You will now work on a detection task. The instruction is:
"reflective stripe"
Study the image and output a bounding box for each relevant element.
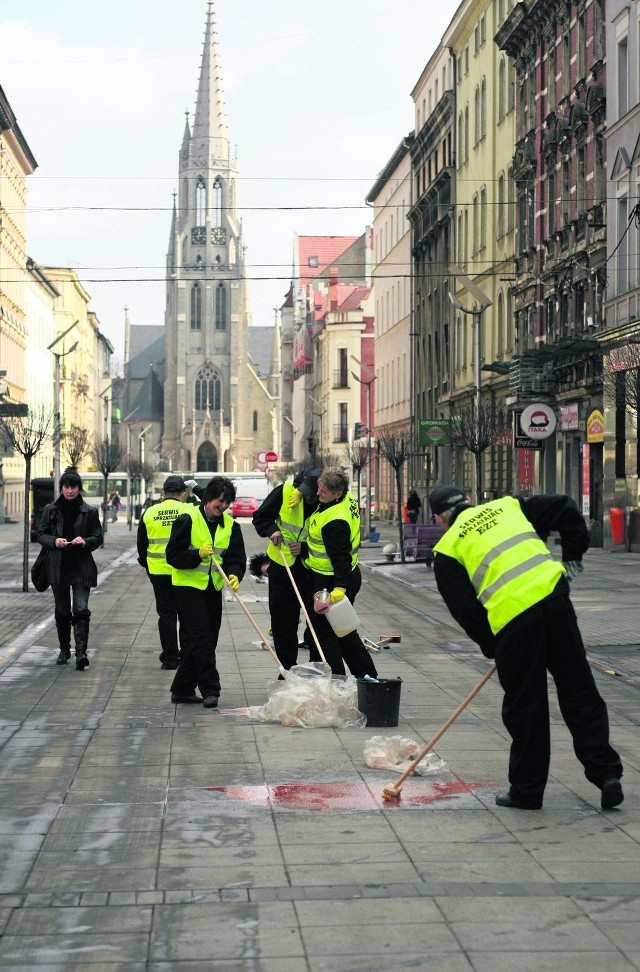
[469,530,540,590]
[478,552,554,605]
[278,516,309,538]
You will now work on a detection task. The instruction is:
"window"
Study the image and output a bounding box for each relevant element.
[480,186,487,250]
[472,194,479,254]
[562,34,570,97]
[308,255,319,267]
[474,86,481,144]
[617,194,629,293]
[196,179,206,226]
[464,104,469,162]
[498,60,506,121]
[576,144,586,216]
[547,48,556,112]
[618,37,628,117]
[190,283,202,330]
[497,172,505,238]
[507,166,515,232]
[195,364,221,411]
[215,283,226,330]
[497,291,504,353]
[252,410,258,432]
[213,177,222,227]
[480,78,486,139]
[548,167,556,235]
[562,159,570,223]
[577,10,586,80]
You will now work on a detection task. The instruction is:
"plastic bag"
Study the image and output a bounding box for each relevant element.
[248,661,367,728]
[363,734,447,775]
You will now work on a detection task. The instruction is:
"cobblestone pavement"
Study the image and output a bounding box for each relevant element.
[0,514,638,970]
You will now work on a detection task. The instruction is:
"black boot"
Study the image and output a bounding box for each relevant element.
[55,619,72,665]
[73,614,90,671]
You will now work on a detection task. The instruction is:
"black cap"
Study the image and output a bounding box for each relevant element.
[59,469,83,491]
[294,466,322,499]
[428,485,468,515]
[163,475,186,493]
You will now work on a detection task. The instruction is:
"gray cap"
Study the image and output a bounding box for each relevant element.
[428,485,468,515]
[163,475,186,493]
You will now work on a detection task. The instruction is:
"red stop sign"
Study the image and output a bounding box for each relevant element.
[265,451,278,462]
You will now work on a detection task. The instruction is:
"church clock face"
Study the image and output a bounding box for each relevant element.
[191,226,206,245]
[211,227,226,245]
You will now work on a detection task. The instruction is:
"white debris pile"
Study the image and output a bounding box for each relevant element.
[248,662,366,728]
[363,735,447,775]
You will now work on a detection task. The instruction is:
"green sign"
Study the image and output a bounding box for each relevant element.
[418,420,451,446]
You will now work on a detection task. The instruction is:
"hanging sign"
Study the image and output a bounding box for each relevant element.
[520,403,557,440]
[559,403,580,431]
[586,409,604,444]
[418,420,451,446]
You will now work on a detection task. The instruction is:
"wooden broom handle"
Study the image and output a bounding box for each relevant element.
[278,546,327,664]
[216,561,283,670]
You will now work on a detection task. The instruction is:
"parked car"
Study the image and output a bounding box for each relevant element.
[230,495,262,518]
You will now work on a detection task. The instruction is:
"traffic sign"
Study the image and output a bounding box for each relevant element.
[265,451,278,462]
[256,451,267,463]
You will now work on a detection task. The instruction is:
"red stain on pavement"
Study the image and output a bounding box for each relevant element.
[207,774,497,811]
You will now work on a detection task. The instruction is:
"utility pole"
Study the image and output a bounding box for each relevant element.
[47,321,79,485]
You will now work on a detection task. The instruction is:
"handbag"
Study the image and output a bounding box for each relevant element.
[31,547,50,592]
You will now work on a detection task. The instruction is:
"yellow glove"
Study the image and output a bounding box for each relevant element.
[198,541,213,558]
[228,574,240,591]
[287,487,303,509]
[329,587,346,604]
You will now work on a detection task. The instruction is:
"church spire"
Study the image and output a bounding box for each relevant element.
[192,1,228,160]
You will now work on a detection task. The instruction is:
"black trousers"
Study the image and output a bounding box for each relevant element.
[149,573,183,666]
[268,558,309,669]
[495,592,623,804]
[170,582,222,699]
[303,566,378,679]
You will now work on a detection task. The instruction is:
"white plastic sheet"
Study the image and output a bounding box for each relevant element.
[248,662,367,728]
[363,734,447,775]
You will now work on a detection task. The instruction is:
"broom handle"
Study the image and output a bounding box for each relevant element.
[216,561,283,670]
[278,546,327,664]
[388,663,497,791]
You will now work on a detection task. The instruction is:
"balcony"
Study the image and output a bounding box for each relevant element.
[509,358,554,395]
[332,370,349,389]
[333,425,349,443]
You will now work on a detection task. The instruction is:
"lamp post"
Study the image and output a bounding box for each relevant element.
[47,321,79,485]
[350,356,376,540]
[310,397,327,463]
[139,424,152,496]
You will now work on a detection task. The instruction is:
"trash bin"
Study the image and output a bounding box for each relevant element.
[609,507,625,545]
[629,509,640,550]
[357,678,402,728]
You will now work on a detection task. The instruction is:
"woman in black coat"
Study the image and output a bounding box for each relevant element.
[36,469,103,669]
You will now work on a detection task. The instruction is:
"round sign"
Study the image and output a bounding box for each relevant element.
[256,451,267,463]
[265,451,278,462]
[520,403,557,440]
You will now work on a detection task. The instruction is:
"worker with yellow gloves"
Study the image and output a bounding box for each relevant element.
[252,467,322,670]
[166,476,246,708]
[302,467,378,679]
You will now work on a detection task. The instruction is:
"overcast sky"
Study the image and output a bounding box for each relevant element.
[0,0,459,366]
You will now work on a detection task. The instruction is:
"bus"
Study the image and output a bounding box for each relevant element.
[29,473,130,541]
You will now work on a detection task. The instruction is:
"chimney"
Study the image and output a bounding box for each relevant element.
[329,267,339,311]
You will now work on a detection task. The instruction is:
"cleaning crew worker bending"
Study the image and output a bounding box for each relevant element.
[430,485,623,811]
[166,476,246,708]
[252,467,321,669]
[302,467,377,679]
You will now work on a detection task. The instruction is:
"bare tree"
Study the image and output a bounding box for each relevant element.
[376,430,412,563]
[90,436,126,535]
[601,346,640,415]
[449,395,507,503]
[0,404,53,591]
[63,424,91,470]
[344,442,368,513]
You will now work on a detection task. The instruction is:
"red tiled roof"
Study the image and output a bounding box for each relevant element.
[338,286,371,312]
[297,235,358,288]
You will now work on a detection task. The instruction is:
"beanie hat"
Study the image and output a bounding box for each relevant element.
[428,485,468,516]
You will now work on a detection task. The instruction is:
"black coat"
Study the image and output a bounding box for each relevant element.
[36,498,103,587]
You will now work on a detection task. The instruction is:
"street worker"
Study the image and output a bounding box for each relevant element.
[137,475,200,670]
[36,468,103,670]
[429,484,624,811]
[166,476,245,708]
[302,467,378,679]
[252,467,321,670]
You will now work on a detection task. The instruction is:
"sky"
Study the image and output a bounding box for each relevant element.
[0,0,460,368]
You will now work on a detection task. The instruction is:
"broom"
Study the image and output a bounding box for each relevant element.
[215,561,286,675]
[278,546,327,664]
[381,663,497,801]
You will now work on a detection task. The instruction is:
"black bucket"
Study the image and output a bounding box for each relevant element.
[357,677,402,728]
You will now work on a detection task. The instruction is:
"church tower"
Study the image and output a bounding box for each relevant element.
[162,1,252,472]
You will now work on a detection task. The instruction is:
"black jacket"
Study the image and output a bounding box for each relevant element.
[252,483,318,543]
[36,498,103,587]
[433,494,589,657]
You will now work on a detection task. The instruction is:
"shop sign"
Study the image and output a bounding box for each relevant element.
[418,420,451,446]
[559,403,579,431]
[581,443,590,517]
[520,402,557,440]
[586,409,604,443]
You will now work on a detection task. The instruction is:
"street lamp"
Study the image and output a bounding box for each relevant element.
[310,397,327,463]
[47,321,79,485]
[350,356,376,540]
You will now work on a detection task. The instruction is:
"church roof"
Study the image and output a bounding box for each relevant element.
[128,369,164,423]
[248,326,274,377]
[192,1,228,158]
[127,325,165,380]
[297,235,359,288]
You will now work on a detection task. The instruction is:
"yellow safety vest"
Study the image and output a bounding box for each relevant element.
[142,498,185,576]
[266,480,309,567]
[304,492,360,575]
[433,496,565,634]
[171,506,234,591]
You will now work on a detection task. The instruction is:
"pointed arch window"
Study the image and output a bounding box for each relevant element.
[195,363,221,412]
[215,282,227,331]
[190,283,202,330]
[196,178,206,226]
[213,178,223,227]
